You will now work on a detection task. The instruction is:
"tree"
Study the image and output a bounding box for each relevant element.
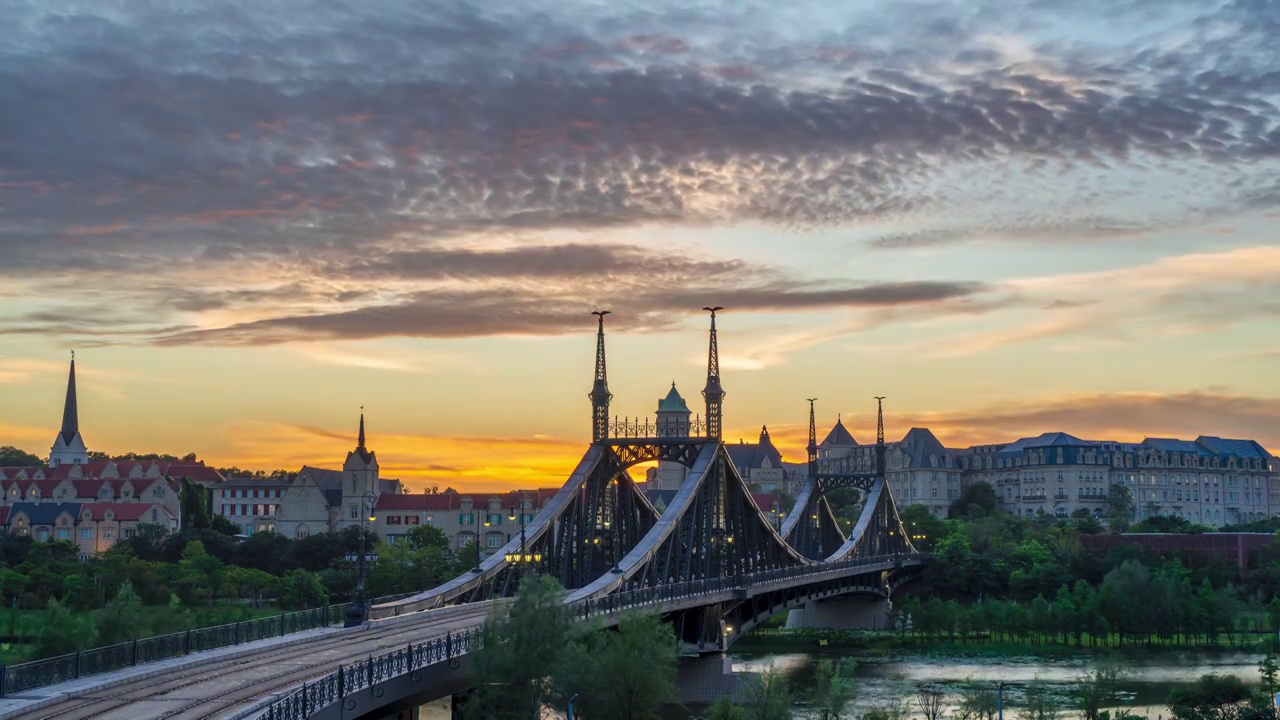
[955,682,998,720]
[465,574,572,720]
[742,665,792,720]
[1077,661,1123,720]
[211,514,241,536]
[405,524,451,551]
[1104,485,1135,533]
[179,478,211,530]
[559,612,678,720]
[278,569,327,609]
[35,598,99,658]
[0,446,43,466]
[1018,682,1059,720]
[1258,652,1278,714]
[949,482,998,519]
[813,659,854,720]
[97,581,147,644]
[1167,674,1262,720]
[917,689,948,720]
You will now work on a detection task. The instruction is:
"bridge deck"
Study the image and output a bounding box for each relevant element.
[0,605,493,720]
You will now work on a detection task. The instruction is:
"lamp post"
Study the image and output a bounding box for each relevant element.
[344,490,378,627]
[504,494,543,568]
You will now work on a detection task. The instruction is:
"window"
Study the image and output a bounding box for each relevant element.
[460,513,474,525]
[486,513,503,526]
[151,509,158,521]
[103,528,115,539]
[350,504,359,520]
[387,516,402,525]
[486,533,504,548]
[80,528,93,539]
[407,516,420,525]
[123,528,137,539]
[57,528,71,540]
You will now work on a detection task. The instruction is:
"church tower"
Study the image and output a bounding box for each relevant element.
[49,353,89,468]
[341,411,380,527]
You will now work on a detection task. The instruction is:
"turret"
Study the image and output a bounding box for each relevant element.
[589,311,613,443]
[49,352,89,468]
[700,307,725,440]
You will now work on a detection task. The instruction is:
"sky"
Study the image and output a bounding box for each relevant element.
[2,0,1279,490]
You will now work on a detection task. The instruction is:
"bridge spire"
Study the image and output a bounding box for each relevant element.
[806,398,818,478]
[589,311,613,443]
[701,307,725,440]
[875,396,886,476]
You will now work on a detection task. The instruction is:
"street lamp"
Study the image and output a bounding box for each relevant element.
[503,496,542,566]
[344,490,378,627]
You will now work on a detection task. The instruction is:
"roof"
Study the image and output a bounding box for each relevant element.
[656,383,691,413]
[301,466,345,491]
[162,463,225,483]
[8,502,81,525]
[820,417,858,447]
[60,357,79,445]
[999,431,1096,455]
[375,493,460,512]
[751,493,782,511]
[726,431,784,473]
[895,428,950,467]
[1195,436,1273,460]
[218,478,293,489]
[78,503,172,522]
[1143,438,1214,455]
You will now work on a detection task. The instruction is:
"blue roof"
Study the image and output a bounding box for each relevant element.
[1144,438,1214,455]
[819,418,858,447]
[10,502,80,525]
[999,432,1095,455]
[1195,436,1272,460]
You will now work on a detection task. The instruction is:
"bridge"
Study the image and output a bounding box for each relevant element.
[0,309,921,720]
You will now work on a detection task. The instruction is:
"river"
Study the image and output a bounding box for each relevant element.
[415,648,1266,719]
[730,648,1267,719]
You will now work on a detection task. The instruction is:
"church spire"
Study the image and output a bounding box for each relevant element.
[60,351,79,445]
[358,408,366,450]
[589,311,613,443]
[701,307,725,440]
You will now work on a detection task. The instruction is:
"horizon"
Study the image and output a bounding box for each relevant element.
[3,0,1279,491]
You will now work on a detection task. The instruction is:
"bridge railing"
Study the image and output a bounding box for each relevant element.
[255,551,923,720]
[0,602,353,698]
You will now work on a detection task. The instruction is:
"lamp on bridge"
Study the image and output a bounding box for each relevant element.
[503,496,540,566]
[344,489,379,628]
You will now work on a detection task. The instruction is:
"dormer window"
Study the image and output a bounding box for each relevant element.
[105,511,114,520]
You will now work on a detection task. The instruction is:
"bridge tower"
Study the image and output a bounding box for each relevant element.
[806,398,818,479]
[589,310,613,443]
[875,396,887,476]
[701,307,725,440]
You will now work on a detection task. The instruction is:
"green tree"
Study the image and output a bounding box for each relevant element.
[559,612,678,720]
[179,478,212,530]
[1077,661,1123,720]
[211,514,241,536]
[814,659,855,720]
[465,574,572,720]
[35,598,99,658]
[278,569,327,609]
[1104,485,1135,533]
[1258,652,1278,712]
[97,580,147,644]
[0,446,43,465]
[743,665,792,720]
[949,482,998,519]
[1167,674,1260,720]
[405,524,451,551]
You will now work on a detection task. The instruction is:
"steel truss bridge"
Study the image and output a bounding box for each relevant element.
[1,310,921,720]
[245,309,923,719]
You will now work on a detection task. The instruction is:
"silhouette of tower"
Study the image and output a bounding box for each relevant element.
[701,307,725,440]
[589,311,613,443]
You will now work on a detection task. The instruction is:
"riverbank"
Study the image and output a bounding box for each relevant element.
[735,628,1278,659]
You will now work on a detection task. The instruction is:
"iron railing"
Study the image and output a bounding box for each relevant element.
[0,603,348,698]
[260,628,481,720]
[255,551,922,719]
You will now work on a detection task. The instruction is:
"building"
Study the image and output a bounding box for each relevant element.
[726,427,799,495]
[48,355,89,468]
[214,477,291,536]
[2,501,178,557]
[271,414,404,540]
[368,487,559,555]
[957,432,1277,526]
[646,383,694,491]
[885,427,961,517]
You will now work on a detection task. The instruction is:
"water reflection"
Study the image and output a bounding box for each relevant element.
[731,650,1264,720]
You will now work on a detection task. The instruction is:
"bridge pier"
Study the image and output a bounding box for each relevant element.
[785,596,892,630]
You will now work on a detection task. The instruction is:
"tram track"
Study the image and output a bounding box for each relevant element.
[5,607,490,720]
